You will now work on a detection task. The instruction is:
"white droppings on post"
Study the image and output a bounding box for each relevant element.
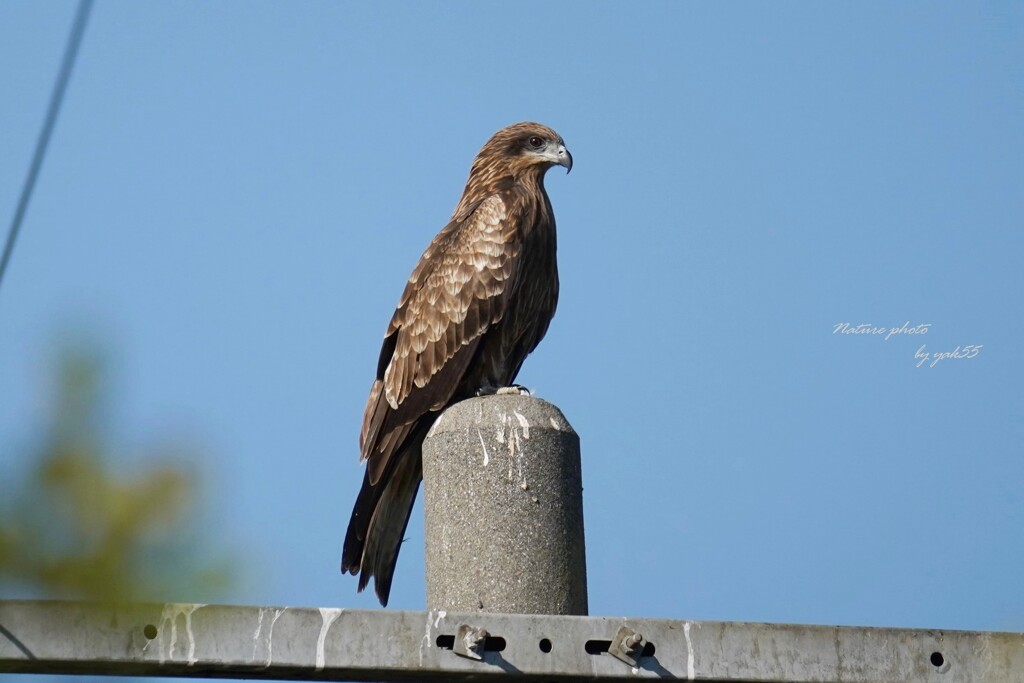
[514,413,527,483]
[513,410,530,438]
[265,608,286,666]
[251,607,286,666]
[158,603,206,666]
[684,621,695,680]
[433,610,446,627]
[185,604,202,665]
[251,607,266,662]
[419,610,433,665]
[497,411,530,483]
[477,427,489,466]
[315,608,344,671]
[503,413,514,480]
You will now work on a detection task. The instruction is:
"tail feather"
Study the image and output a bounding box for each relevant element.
[361,452,422,604]
[341,469,380,576]
[342,436,425,606]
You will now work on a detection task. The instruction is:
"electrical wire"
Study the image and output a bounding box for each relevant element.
[0,0,94,293]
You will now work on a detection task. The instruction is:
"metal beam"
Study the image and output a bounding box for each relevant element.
[1,600,1021,681]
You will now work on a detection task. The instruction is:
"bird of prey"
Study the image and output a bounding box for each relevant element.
[341,122,572,606]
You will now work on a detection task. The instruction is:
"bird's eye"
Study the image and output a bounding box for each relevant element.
[528,136,544,149]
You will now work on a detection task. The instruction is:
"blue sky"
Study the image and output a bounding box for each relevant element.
[1,0,1022,635]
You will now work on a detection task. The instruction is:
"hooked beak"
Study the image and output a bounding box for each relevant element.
[556,144,573,174]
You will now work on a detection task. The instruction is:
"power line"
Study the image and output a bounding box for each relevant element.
[0,0,94,293]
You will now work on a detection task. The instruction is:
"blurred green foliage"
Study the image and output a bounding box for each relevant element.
[0,346,230,602]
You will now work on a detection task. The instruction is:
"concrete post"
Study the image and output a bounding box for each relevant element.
[422,394,588,615]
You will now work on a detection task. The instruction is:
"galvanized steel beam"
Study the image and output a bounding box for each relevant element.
[1,600,1021,681]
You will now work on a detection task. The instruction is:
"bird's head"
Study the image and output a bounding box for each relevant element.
[475,122,572,180]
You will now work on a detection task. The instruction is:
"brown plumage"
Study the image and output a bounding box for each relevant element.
[341,122,572,605]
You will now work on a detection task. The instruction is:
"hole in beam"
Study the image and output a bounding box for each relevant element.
[584,639,656,658]
[143,624,158,640]
[539,638,552,653]
[931,651,945,667]
[435,634,507,652]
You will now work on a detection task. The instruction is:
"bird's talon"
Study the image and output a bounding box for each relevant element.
[496,385,531,396]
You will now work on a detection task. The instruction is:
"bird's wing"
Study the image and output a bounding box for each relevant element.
[360,194,518,484]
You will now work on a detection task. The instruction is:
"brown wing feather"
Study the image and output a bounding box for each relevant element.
[343,195,522,601]
[363,194,517,481]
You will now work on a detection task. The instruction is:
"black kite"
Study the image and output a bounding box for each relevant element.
[342,122,572,606]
